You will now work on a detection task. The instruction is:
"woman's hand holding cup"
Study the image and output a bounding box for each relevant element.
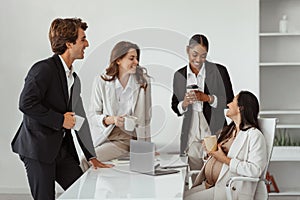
[182,91,197,109]
[113,115,125,127]
[202,135,217,160]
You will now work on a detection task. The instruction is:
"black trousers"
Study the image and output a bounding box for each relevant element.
[20,142,83,200]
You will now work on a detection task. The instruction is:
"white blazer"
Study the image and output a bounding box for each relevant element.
[193,128,268,200]
[88,74,152,147]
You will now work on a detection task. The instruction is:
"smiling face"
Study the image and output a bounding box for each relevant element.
[68,28,89,60]
[226,95,240,120]
[117,48,139,75]
[187,44,207,70]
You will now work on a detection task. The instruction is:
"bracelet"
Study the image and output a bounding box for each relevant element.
[102,115,109,127]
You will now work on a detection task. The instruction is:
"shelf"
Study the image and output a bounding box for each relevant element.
[260,32,300,36]
[269,187,300,196]
[271,146,300,161]
[259,62,300,67]
[277,124,300,129]
[260,0,300,196]
[260,111,300,128]
[260,110,300,115]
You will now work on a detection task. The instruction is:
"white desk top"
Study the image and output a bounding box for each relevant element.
[58,154,187,200]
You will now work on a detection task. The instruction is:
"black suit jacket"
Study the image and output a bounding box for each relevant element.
[171,61,234,154]
[11,54,96,164]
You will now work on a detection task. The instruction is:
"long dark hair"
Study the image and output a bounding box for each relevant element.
[238,90,260,131]
[101,41,149,89]
[217,90,260,143]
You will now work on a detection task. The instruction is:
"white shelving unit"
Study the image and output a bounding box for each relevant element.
[260,110,300,129]
[260,32,300,36]
[271,146,300,161]
[260,0,300,197]
[260,62,300,67]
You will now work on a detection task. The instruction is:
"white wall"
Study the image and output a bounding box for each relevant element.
[0,0,259,193]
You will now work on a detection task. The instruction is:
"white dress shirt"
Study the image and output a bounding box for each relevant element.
[59,55,74,98]
[115,74,135,116]
[187,62,206,112]
[177,63,217,114]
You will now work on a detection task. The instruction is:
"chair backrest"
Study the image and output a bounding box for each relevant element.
[258,118,277,178]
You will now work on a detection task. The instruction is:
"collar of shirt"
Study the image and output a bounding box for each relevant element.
[58,55,74,97]
[186,62,206,112]
[115,75,135,115]
[115,74,134,93]
[58,55,73,77]
[186,62,206,87]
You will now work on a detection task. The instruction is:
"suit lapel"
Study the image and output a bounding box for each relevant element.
[131,76,141,114]
[179,66,191,154]
[228,130,249,158]
[106,75,140,115]
[217,130,249,182]
[53,55,69,106]
[204,61,215,94]
[106,81,118,115]
[71,72,80,109]
[181,66,188,87]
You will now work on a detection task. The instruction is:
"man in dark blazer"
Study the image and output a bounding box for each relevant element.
[171,34,234,177]
[11,18,113,200]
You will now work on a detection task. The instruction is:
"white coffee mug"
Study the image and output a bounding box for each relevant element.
[124,116,137,131]
[73,115,85,131]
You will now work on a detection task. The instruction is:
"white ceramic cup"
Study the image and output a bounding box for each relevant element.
[73,115,85,131]
[124,116,137,131]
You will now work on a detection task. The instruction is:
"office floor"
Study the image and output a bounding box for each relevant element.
[0,194,299,200]
[270,197,300,200]
[0,194,32,200]
[269,196,300,200]
[0,193,62,200]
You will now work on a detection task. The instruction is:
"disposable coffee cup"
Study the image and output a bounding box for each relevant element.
[186,84,199,93]
[124,116,137,131]
[204,135,217,152]
[186,84,199,102]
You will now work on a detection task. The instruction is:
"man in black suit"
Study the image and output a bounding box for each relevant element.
[11,18,113,200]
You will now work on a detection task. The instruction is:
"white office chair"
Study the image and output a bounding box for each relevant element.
[225,118,277,200]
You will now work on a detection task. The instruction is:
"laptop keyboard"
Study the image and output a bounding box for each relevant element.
[154,168,179,175]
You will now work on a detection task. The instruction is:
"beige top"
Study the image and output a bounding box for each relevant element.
[204,130,237,188]
[108,127,136,141]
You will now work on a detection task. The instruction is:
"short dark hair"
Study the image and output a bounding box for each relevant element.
[49,18,88,55]
[188,34,209,52]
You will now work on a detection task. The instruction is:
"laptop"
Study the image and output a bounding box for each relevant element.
[129,140,179,176]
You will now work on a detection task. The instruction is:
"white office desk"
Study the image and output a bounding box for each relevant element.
[58,154,188,200]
